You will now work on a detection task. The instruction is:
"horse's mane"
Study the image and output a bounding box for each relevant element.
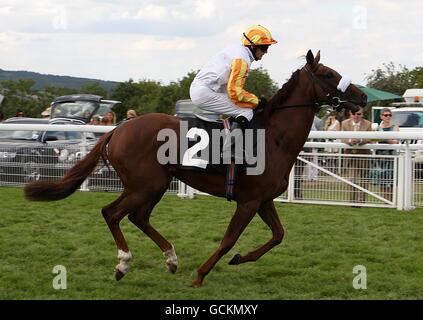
[264,69,301,122]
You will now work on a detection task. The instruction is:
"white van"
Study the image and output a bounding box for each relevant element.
[402,88,423,103]
[371,89,423,162]
[390,88,423,130]
[371,88,423,125]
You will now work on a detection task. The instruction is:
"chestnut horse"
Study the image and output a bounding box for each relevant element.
[24,50,366,287]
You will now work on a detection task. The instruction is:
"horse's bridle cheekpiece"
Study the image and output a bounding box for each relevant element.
[303,64,357,111]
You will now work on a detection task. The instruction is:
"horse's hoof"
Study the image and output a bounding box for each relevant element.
[115,269,125,281]
[191,280,203,288]
[167,263,178,274]
[228,253,241,265]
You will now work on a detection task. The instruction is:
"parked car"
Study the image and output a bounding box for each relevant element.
[50,94,121,123]
[390,106,423,167]
[0,117,97,183]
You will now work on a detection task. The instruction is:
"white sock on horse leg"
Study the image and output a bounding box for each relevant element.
[163,245,178,269]
[115,249,132,274]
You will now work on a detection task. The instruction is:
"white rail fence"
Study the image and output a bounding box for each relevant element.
[0,123,422,210]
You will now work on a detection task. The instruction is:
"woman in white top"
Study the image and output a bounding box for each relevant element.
[323,111,341,153]
[324,111,341,132]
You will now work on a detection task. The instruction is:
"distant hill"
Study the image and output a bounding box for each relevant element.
[0,68,120,93]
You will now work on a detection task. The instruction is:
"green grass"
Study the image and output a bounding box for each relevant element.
[0,187,422,300]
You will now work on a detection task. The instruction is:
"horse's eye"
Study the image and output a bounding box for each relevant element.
[326,72,334,79]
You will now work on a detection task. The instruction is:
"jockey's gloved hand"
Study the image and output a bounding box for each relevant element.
[257,96,267,110]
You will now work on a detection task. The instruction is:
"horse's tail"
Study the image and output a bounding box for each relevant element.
[24,129,115,201]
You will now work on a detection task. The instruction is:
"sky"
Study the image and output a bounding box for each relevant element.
[0,0,422,87]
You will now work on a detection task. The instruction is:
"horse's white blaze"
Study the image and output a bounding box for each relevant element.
[163,246,178,269]
[115,249,132,274]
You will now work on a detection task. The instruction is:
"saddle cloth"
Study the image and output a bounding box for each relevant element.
[175,115,264,175]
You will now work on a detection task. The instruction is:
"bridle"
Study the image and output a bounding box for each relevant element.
[270,63,361,113]
[303,63,357,111]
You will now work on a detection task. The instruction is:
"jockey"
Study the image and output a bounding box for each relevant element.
[190,24,278,132]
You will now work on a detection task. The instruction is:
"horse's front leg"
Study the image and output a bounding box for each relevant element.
[192,201,260,287]
[228,200,284,265]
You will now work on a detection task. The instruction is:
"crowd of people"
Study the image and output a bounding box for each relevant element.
[302,107,399,204]
[0,107,138,125]
[89,109,138,125]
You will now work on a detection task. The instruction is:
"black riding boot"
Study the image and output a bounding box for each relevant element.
[222,116,249,163]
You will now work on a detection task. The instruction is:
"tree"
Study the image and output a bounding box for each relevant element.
[0,79,36,95]
[111,79,163,119]
[0,79,41,118]
[43,85,77,98]
[80,82,108,98]
[110,72,198,118]
[365,62,415,95]
[245,67,279,98]
[409,67,423,88]
[157,71,197,114]
[176,71,197,99]
[0,66,282,120]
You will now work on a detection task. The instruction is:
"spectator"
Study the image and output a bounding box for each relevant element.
[324,111,341,132]
[375,108,399,201]
[102,111,116,125]
[341,107,372,205]
[41,107,51,119]
[0,111,4,122]
[90,116,101,125]
[404,113,420,127]
[126,109,137,120]
[15,110,25,117]
[323,111,341,154]
[339,109,352,123]
[101,117,110,125]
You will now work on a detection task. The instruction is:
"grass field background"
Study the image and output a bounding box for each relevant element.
[0,187,422,300]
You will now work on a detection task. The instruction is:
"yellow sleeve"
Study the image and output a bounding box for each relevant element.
[227,59,259,108]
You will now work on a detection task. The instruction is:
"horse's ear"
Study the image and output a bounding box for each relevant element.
[315,50,321,64]
[306,50,314,66]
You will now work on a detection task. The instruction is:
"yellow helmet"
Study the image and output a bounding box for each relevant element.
[242,25,278,46]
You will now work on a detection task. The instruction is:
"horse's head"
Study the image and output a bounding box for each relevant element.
[303,50,367,113]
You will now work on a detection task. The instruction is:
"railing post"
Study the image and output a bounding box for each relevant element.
[186,186,195,199]
[178,181,195,199]
[177,181,187,198]
[287,163,295,202]
[79,134,89,192]
[397,152,405,210]
[178,182,195,199]
[403,141,414,210]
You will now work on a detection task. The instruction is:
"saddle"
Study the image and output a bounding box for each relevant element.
[175,112,265,200]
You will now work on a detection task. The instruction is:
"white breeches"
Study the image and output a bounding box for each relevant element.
[190,84,254,121]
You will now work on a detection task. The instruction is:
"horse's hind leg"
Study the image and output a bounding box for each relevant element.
[192,200,260,287]
[128,190,178,273]
[101,192,134,281]
[228,200,284,265]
